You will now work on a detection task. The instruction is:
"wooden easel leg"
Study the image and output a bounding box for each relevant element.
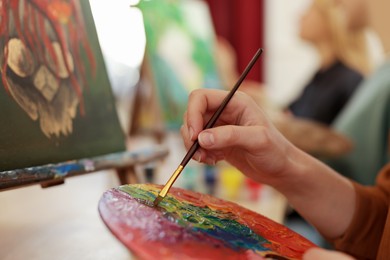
[116,166,139,185]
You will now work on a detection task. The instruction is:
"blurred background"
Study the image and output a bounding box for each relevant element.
[90,0,384,120]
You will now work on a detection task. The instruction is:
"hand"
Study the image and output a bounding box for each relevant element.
[303,248,355,260]
[181,89,355,239]
[181,89,298,185]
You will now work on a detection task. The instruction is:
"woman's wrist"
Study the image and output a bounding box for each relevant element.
[266,143,311,194]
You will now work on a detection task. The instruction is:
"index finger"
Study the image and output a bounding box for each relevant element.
[186,89,247,140]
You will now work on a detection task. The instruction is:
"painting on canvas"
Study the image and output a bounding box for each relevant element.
[0,0,125,171]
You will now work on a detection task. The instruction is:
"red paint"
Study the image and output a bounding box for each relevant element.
[99,185,316,259]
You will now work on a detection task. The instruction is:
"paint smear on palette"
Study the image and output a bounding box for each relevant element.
[98,184,316,259]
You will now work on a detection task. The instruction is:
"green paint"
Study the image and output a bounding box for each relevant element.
[118,184,271,252]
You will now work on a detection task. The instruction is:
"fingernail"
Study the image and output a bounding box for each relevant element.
[194,151,202,162]
[205,156,217,166]
[189,127,194,140]
[199,132,214,146]
[210,158,217,166]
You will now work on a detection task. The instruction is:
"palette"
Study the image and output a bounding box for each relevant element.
[99,184,316,259]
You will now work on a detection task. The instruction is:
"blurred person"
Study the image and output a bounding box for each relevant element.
[328,0,390,185]
[288,0,371,125]
[285,0,371,245]
[213,0,367,158]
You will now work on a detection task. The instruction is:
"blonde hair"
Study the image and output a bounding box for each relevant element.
[315,0,371,74]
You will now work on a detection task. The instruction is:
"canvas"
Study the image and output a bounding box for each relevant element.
[137,0,223,130]
[0,0,125,171]
[99,184,316,259]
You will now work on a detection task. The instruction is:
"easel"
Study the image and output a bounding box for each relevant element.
[128,60,166,145]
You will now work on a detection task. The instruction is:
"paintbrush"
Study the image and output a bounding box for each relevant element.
[153,48,264,207]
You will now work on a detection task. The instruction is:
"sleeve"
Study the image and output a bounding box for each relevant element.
[330,164,390,259]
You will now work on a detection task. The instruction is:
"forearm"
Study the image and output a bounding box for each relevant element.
[270,146,356,239]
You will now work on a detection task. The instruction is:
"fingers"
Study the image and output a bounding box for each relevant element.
[180,123,202,162]
[186,89,254,140]
[182,89,265,164]
[180,120,226,165]
[198,125,270,151]
[186,89,227,140]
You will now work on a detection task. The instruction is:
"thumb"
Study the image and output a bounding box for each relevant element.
[198,125,269,151]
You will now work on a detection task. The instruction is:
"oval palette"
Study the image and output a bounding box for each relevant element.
[98,184,316,259]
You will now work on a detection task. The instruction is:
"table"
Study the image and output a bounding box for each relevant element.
[0,170,130,260]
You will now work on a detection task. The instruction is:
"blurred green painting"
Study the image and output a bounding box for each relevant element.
[138,0,223,130]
